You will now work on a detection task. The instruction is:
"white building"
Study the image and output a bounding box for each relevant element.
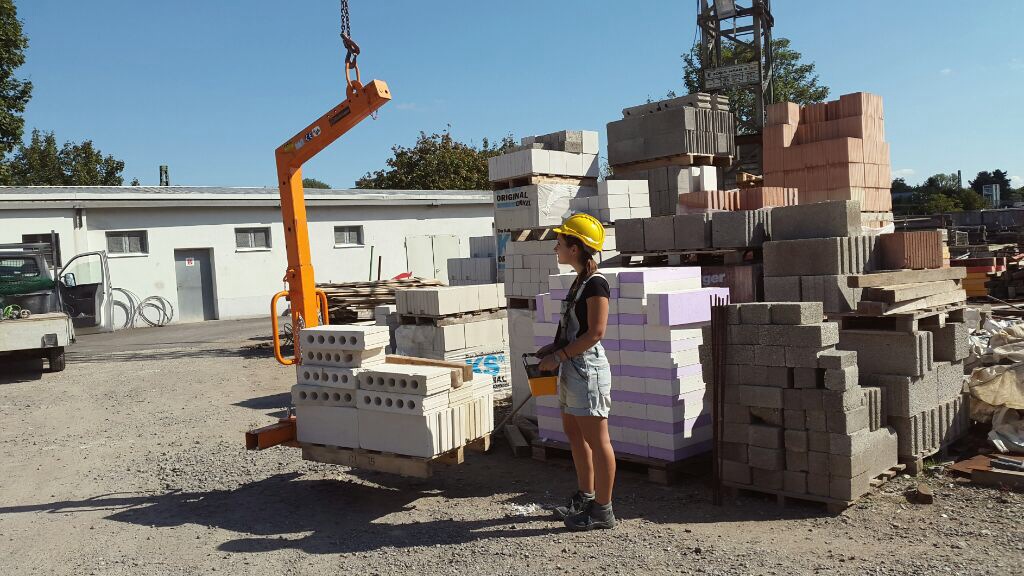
[0,186,494,324]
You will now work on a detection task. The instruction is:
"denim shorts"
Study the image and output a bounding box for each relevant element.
[558,345,612,418]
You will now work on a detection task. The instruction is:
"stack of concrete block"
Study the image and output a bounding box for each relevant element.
[493,183,596,231]
[374,304,399,353]
[394,284,510,395]
[488,130,600,182]
[763,201,880,314]
[878,231,945,270]
[616,207,772,252]
[838,323,970,463]
[569,180,652,223]
[502,232,618,300]
[711,208,774,248]
[719,302,898,502]
[532,267,730,462]
[607,93,735,217]
[447,257,497,286]
[763,92,892,212]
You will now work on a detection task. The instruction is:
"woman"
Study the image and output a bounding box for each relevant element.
[538,213,616,530]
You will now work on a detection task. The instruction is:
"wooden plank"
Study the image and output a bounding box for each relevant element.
[386,354,473,385]
[883,289,967,315]
[848,267,967,288]
[862,280,962,303]
[504,424,531,457]
[301,444,359,467]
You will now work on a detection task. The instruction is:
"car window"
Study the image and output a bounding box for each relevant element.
[0,257,41,280]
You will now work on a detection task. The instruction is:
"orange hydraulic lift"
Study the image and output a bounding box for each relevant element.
[247,1,390,450]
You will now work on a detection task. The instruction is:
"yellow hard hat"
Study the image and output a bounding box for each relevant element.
[553,213,605,252]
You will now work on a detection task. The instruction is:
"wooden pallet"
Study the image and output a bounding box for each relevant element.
[531,438,708,485]
[506,297,538,310]
[317,278,446,324]
[612,152,733,172]
[830,305,966,333]
[398,308,507,326]
[721,464,906,514]
[491,174,597,191]
[508,226,559,243]
[619,248,758,267]
[300,434,491,478]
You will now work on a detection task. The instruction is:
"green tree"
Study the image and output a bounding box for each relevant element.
[890,177,913,195]
[9,129,124,185]
[682,37,829,134]
[968,169,1012,200]
[357,130,516,190]
[0,0,33,184]
[302,177,331,189]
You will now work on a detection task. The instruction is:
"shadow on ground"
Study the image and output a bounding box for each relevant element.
[0,357,45,384]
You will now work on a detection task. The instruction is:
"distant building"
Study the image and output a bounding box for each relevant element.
[0,186,493,324]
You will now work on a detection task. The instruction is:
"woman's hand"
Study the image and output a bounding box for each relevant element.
[536,343,556,358]
[538,353,561,372]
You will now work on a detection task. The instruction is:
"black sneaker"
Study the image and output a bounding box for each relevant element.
[564,500,617,531]
[552,490,594,519]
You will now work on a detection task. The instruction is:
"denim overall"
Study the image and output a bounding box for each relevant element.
[558,273,612,418]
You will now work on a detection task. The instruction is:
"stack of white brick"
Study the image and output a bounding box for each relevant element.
[448,235,499,286]
[293,324,494,459]
[569,180,653,223]
[531,268,729,462]
[395,284,511,396]
[503,232,619,300]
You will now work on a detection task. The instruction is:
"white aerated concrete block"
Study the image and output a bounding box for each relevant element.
[645,374,706,396]
[292,384,358,407]
[358,407,460,458]
[303,347,386,369]
[357,389,449,415]
[295,405,359,448]
[299,325,390,351]
[356,364,452,396]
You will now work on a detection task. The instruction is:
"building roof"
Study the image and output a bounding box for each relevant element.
[0,186,492,209]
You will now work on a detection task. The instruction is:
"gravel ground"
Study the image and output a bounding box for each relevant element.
[0,319,1020,576]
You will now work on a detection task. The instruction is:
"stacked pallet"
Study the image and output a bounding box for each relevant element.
[569,180,652,224]
[852,268,967,316]
[763,200,880,314]
[394,285,511,395]
[533,267,727,462]
[951,257,1008,298]
[763,92,893,213]
[977,257,1024,299]
[316,279,445,323]
[293,325,494,458]
[606,93,735,216]
[719,302,898,504]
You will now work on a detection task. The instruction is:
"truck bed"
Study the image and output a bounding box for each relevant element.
[0,312,74,353]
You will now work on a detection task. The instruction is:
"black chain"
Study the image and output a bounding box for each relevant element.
[340,0,359,66]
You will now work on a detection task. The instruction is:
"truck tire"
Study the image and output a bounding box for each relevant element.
[48,348,66,372]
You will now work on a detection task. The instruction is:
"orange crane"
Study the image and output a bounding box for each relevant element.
[248,1,390,449]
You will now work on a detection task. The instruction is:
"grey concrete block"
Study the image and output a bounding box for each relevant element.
[862,386,885,431]
[783,389,803,410]
[764,236,878,277]
[808,431,831,453]
[673,213,712,249]
[784,409,806,430]
[739,303,773,325]
[752,468,784,490]
[785,346,831,368]
[712,208,773,248]
[925,322,970,362]
[807,473,830,497]
[725,304,744,324]
[642,216,676,251]
[726,345,756,365]
[749,424,785,449]
[723,422,750,444]
[722,460,751,484]
[829,429,882,457]
[764,366,793,389]
[817,349,858,370]
[785,429,808,452]
[770,200,862,241]
[824,366,859,391]
[800,275,863,314]
[888,395,969,458]
[793,367,823,389]
[823,387,866,413]
[807,450,831,474]
[754,345,788,367]
[838,330,934,377]
[749,407,784,427]
[805,410,828,432]
[830,471,872,502]
[723,403,752,424]
[616,218,646,252]
[748,446,785,471]
[759,323,840,348]
[829,426,898,478]
[787,450,809,472]
[826,406,869,435]
[770,302,824,325]
[722,441,749,463]
[737,385,784,409]
[764,276,802,302]
[862,371,938,418]
[801,389,825,411]
[728,324,760,345]
[737,365,768,386]
[783,470,808,494]
[935,361,965,403]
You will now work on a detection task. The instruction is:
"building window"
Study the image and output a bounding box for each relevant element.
[235,227,271,250]
[334,226,364,247]
[21,233,61,267]
[106,230,149,255]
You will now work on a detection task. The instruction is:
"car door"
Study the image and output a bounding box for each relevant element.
[58,251,114,334]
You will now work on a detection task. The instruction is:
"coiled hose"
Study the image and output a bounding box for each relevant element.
[111,287,175,329]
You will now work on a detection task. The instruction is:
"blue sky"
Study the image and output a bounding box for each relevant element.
[15,1,1024,189]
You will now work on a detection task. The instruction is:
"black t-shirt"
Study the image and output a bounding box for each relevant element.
[568,275,610,338]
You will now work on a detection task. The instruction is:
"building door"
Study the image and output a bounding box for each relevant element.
[174,249,216,322]
[405,235,460,281]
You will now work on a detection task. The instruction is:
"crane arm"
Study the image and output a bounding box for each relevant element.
[272,79,392,364]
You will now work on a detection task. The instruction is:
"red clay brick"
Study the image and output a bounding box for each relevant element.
[879,231,944,270]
